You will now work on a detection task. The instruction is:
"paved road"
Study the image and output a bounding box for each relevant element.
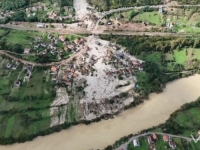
[116,132,192,150]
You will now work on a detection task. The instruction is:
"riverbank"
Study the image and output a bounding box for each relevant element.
[1,74,200,150]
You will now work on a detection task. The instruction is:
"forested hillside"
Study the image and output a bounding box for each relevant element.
[0,0,73,10]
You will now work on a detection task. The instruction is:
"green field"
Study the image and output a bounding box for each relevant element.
[0,57,79,140]
[1,29,38,47]
[0,57,54,138]
[0,29,7,35]
[133,12,163,25]
[5,116,15,138]
[173,48,200,65]
[173,49,187,64]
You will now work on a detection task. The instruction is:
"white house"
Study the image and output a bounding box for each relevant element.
[24,48,30,54]
[159,7,163,13]
[133,138,140,147]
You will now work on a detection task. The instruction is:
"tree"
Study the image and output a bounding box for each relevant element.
[11,44,23,53]
[12,11,26,21]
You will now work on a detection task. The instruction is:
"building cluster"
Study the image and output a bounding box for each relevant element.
[5,59,34,88]
[26,5,47,17]
[6,60,20,70]
[25,33,86,61]
[103,49,144,78]
[133,133,176,150]
[25,3,74,21]
[15,64,34,88]
[163,135,177,149]
[0,10,14,19]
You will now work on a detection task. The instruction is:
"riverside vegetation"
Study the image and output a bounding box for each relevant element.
[105,97,200,150]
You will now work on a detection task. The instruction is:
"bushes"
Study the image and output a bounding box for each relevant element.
[100,35,200,55]
[0,0,28,10]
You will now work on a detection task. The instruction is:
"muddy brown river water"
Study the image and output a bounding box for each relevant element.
[1,74,200,150]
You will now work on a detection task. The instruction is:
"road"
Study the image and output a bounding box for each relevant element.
[1,23,200,37]
[0,50,60,66]
[116,132,192,150]
[1,3,200,37]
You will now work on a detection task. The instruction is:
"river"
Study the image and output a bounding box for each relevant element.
[1,74,200,150]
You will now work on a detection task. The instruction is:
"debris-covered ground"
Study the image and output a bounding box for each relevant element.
[51,36,144,121]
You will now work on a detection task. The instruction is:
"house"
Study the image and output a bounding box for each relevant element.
[62,75,68,81]
[24,48,30,54]
[74,39,79,44]
[52,74,57,81]
[59,35,66,42]
[34,44,40,49]
[27,65,33,72]
[159,7,163,13]
[51,66,57,74]
[49,12,57,19]
[133,138,140,147]
[15,80,21,88]
[66,81,71,86]
[71,68,75,73]
[73,73,79,78]
[24,72,31,81]
[67,44,74,50]
[169,141,176,149]
[147,136,154,145]
[169,22,174,28]
[152,133,158,140]
[163,135,169,142]
[6,63,12,68]
[198,130,200,135]
[12,65,18,70]
[132,59,139,65]
[150,145,156,150]
[64,47,68,51]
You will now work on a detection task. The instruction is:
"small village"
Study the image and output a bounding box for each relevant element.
[116,131,199,150]
[130,133,177,150]
[0,1,76,24]
[23,32,87,62]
